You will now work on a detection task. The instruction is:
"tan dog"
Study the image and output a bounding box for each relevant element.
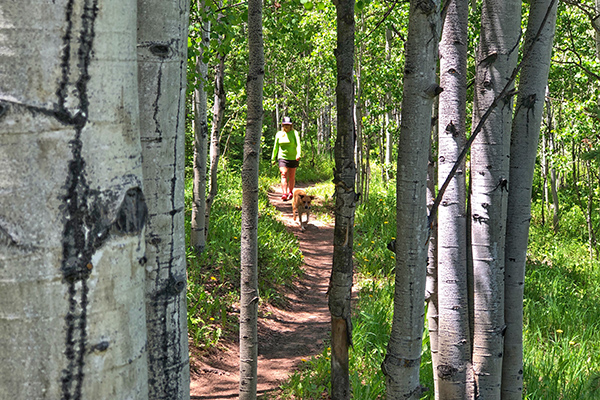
[292,189,314,231]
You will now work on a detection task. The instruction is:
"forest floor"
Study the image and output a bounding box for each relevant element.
[190,184,334,399]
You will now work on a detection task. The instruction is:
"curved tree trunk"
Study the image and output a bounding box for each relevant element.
[503,1,557,397]
[191,7,211,255]
[239,0,264,398]
[436,0,473,397]
[329,0,356,398]
[0,1,149,398]
[382,0,439,398]
[470,0,521,395]
[137,0,190,398]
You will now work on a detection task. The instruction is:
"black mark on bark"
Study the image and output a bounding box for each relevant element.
[59,1,99,398]
[0,102,8,120]
[437,364,458,380]
[150,43,171,57]
[114,187,148,234]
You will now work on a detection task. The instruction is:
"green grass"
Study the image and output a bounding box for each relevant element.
[186,154,334,350]
[523,209,600,399]
[277,164,600,400]
[187,156,600,399]
[185,161,304,349]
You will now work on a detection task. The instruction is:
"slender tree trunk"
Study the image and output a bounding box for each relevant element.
[436,0,473,397]
[595,0,600,58]
[137,0,190,398]
[191,7,211,254]
[329,0,356,398]
[382,0,439,398]
[354,52,363,201]
[239,1,264,397]
[470,0,521,394]
[385,28,393,172]
[205,52,226,240]
[586,163,598,259]
[426,118,439,399]
[503,1,557,397]
[549,126,560,232]
[0,1,149,398]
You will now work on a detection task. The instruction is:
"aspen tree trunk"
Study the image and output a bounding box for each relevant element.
[426,127,439,399]
[205,52,226,240]
[0,1,149,398]
[549,127,560,232]
[436,0,473,397]
[385,28,393,171]
[239,0,264,397]
[137,0,190,398]
[191,7,211,254]
[586,163,598,258]
[329,0,356,398]
[503,1,557,397]
[382,0,439,397]
[595,0,600,58]
[354,61,364,201]
[470,0,521,394]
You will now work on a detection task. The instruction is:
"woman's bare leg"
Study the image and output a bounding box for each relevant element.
[279,166,289,196]
[287,167,296,194]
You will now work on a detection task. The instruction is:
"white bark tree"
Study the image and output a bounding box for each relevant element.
[0,1,148,398]
[137,0,190,398]
[382,0,439,397]
[205,51,226,241]
[503,0,557,397]
[470,0,521,395]
[239,0,264,398]
[436,0,473,397]
[191,4,211,255]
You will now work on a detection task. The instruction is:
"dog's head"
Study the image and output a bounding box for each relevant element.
[298,194,314,209]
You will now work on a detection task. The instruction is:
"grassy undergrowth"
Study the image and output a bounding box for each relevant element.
[278,164,600,399]
[185,155,334,349]
[186,154,599,398]
[522,202,600,399]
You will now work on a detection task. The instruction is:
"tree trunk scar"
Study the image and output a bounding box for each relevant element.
[152,64,164,139]
[57,1,144,398]
[58,2,99,399]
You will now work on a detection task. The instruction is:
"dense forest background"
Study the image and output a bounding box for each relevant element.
[186,0,600,398]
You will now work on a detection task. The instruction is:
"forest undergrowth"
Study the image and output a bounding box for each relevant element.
[185,156,600,399]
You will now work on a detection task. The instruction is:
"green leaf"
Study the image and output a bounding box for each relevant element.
[303,1,313,10]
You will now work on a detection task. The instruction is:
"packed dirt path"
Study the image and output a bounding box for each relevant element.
[190,185,333,399]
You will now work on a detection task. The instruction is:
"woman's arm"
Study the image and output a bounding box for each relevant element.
[271,134,280,163]
[295,130,301,160]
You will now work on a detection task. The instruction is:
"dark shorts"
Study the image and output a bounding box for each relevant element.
[278,159,299,168]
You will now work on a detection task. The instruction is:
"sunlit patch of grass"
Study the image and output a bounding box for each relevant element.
[277,345,332,399]
[523,216,600,399]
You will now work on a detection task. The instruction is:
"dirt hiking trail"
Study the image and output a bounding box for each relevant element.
[190,185,334,399]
